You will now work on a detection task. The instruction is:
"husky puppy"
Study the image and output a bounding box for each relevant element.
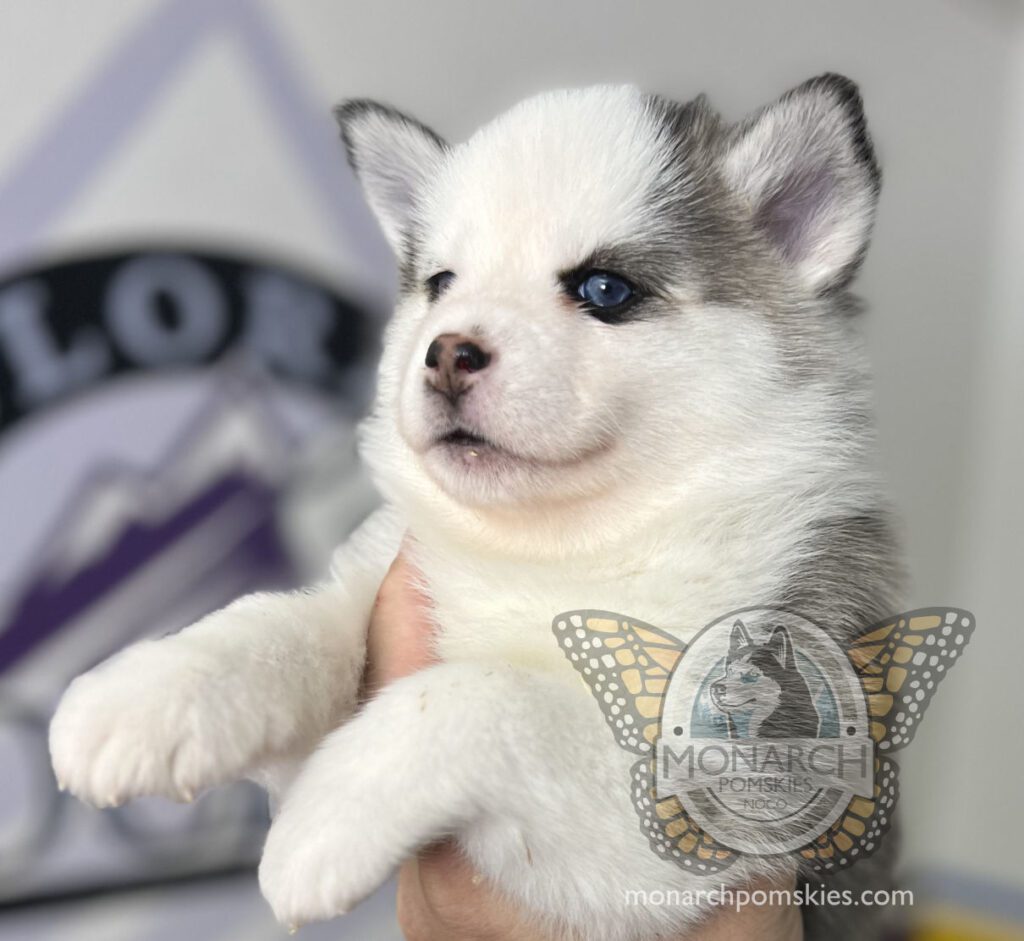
[711,622,821,739]
[50,75,900,940]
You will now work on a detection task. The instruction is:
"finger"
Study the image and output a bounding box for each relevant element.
[396,857,438,941]
[364,547,437,695]
[382,546,435,637]
[398,843,523,941]
[397,847,516,941]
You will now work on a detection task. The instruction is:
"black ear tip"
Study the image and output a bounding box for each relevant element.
[333,100,354,126]
[332,100,374,168]
[790,73,866,125]
[790,73,865,117]
[796,72,880,192]
[331,99,449,154]
[333,98,383,132]
[805,72,861,99]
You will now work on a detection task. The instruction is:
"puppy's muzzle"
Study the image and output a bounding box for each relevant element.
[424,333,492,404]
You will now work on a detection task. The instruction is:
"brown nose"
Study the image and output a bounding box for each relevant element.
[424,333,491,402]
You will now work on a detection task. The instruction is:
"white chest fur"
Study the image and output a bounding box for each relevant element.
[410,502,797,675]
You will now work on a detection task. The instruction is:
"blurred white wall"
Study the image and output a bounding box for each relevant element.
[913,7,1024,893]
[1,0,1021,924]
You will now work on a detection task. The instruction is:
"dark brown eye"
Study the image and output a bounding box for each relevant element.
[426,270,455,301]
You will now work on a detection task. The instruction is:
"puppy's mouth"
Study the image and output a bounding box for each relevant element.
[431,427,517,465]
[438,428,491,449]
[422,422,617,477]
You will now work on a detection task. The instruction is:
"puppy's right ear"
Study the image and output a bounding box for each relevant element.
[334,100,448,253]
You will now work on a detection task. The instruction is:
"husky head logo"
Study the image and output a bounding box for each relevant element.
[710,620,820,739]
[0,249,378,899]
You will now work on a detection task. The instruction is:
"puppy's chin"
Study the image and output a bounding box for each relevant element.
[416,432,616,509]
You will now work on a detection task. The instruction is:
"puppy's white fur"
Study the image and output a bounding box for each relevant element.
[51,78,893,940]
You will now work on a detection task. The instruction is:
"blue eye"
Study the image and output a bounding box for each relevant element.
[576,271,634,310]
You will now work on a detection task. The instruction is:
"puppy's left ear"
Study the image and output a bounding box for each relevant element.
[334,100,448,254]
[721,74,880,294]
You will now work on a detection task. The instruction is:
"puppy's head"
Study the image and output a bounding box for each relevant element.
[337,78,879,539]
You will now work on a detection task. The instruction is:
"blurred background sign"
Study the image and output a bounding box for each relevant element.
[0,246,381,907]
[0,4,394,929]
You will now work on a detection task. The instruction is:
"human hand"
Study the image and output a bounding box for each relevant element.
[365,548,804,941]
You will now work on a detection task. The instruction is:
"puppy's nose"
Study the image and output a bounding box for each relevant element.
[424,334,492,403]
[424,334,491,373]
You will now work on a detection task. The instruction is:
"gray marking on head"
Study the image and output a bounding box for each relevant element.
[640,93,791,310]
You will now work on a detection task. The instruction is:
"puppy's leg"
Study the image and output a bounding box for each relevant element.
[257,661,685,934]
[50,506,402,808]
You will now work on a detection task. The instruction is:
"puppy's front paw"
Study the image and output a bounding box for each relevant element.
[50,639,266,807]
[258,769,397,926]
